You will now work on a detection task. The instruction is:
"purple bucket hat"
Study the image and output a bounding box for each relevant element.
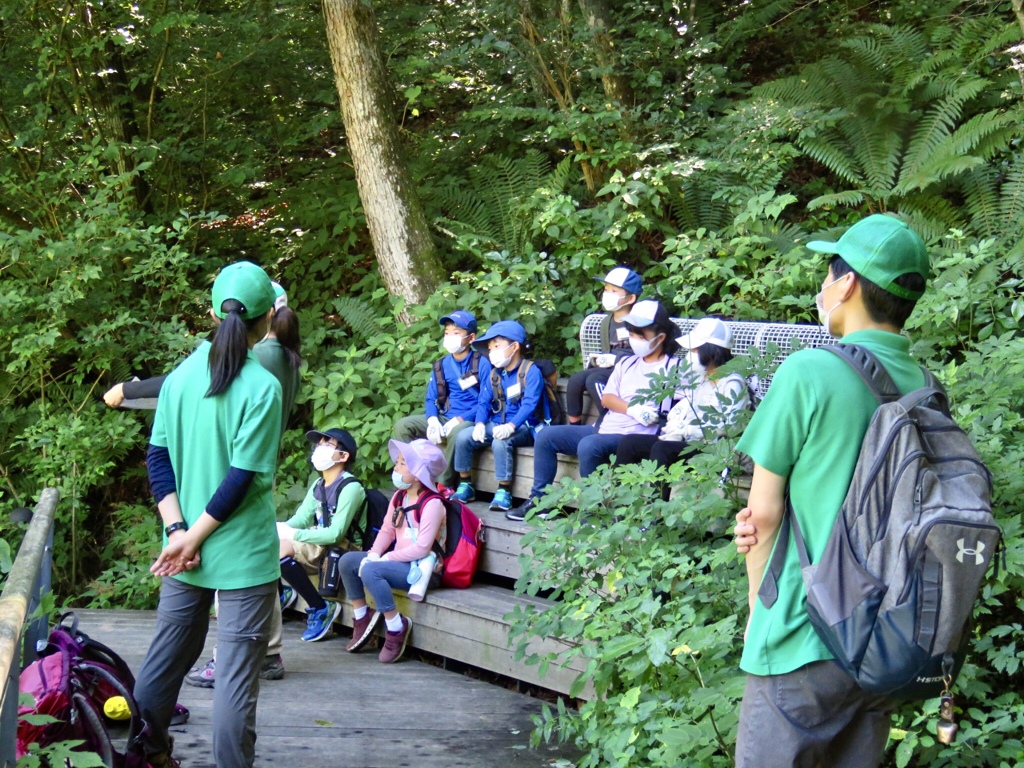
[388,439,447,492]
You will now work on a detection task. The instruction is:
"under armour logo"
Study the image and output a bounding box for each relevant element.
[956,539,986,565]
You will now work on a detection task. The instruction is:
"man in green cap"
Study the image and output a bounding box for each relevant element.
[730,214,930,766]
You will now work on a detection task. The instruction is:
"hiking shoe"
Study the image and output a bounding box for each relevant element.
[346,610,382,652]
[378,616,412,663]
[279,586,297,611]
[259,654,285,680]
[452,482,476,503]
[148,751,182,768]
[301,601,341,642]
[489,488,513,511]
[184,658,216,688]
[505,498,535,522]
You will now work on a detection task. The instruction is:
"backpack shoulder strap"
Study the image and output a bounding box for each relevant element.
[490,366,505,415]
[823,343,900,405]
[599,314,612,352]
[469,351,481,378]
[434,358,448,411]
[757,494,813,610]
[518,359,533,394]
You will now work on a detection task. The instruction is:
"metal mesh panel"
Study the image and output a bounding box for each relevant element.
[580,314,835,398]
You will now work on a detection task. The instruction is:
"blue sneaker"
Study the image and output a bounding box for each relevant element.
[489,488,513,511]
[452,482,476,503]
[301,601,341,642]
[279,586,297,611]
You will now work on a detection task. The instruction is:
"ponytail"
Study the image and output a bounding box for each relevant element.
[207,299,263,397]
[272,306,302,369]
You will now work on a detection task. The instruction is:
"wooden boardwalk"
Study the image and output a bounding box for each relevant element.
[76,609,579,768]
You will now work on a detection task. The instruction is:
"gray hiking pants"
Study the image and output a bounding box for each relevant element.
[735,659,895,768]
[134,576,276,768]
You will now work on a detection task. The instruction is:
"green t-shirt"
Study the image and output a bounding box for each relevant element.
[735,330,925,676]
[285,472,367,547]
[253,337,300,435]
[151,341,282,590]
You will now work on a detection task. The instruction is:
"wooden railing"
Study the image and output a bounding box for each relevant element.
[0,488,59,768]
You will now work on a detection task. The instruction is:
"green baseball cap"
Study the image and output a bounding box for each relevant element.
[211,261,276,319]
[807,214,929,300]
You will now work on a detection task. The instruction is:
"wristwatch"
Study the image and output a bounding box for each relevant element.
[165,521,188,536]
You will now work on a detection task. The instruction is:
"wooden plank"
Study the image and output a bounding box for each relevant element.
[72,609,581,768]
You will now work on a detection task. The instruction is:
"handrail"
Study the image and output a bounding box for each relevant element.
[0,488,59,768]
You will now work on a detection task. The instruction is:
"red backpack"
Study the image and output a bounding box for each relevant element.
[395,489,484,589]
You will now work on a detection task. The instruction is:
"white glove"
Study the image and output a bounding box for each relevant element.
[472,422,487,443]
[492,423,515,440]
[626,403,659,427]
[276,522,295,541]
[426,417,443,445]
[593,353,616,368]
[441,417,462,437]
[358,551,381,578]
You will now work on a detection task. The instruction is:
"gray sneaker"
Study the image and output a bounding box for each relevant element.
[184,658,216,688]
[259,653,285,680]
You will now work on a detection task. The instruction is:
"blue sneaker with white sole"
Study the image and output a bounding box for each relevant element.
[301,601,341,642]
[489,488,513,511]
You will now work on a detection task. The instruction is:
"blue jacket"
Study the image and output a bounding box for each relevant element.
[475,360,544,428]
[425,352,491,420]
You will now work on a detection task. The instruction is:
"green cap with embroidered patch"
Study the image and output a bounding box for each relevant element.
[807,214,929,300]
[211,261,276,319]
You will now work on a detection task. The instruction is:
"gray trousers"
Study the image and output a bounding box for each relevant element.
[134,577,276,768]
[735,660,894,768]
[392,413,473,487]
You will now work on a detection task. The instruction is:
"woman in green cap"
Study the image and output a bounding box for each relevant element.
[133,261,283,768]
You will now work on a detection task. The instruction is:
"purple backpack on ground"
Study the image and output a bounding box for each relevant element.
[17,612,187,767]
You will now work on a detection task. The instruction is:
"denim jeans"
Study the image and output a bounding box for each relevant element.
[453,421,534,482]
[735,660,894,768]
[528,425,624,498]
[339,550,413,614]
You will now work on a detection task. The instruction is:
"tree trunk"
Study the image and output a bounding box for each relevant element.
[322,0,445,317]
[577,0,634,120]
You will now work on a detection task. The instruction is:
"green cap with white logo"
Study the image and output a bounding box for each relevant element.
[807,214,929,300]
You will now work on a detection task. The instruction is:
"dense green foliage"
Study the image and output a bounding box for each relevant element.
[1,0,1022,765]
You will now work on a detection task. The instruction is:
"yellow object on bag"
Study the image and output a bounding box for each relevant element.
[103,695,131,721]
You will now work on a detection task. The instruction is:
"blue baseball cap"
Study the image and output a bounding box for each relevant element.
[471,320,527,351]
[438,310,478,333]
[594,267,643,298]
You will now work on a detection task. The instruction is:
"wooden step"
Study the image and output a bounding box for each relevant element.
[309,583,591,699]
[471,502,530,581]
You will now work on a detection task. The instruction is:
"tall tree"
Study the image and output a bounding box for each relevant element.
[322,0,444,314]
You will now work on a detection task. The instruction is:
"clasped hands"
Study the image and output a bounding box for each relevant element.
[151,529,201,577]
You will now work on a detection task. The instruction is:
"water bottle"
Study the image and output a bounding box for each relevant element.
[318,546,344,597]
[406,552,437,602]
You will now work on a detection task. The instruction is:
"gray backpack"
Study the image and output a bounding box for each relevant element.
[760,344,1000,699]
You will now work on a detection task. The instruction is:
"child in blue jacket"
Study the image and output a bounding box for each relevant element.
[393,310,491,488]
[451,320,543,512]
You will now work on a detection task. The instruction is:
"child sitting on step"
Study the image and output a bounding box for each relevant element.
[450,320,545,512]
[339,439,448,663]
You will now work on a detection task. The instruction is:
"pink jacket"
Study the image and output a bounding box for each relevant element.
[370,490,445,565]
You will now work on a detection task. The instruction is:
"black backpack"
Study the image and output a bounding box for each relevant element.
[490,358,565,426]
[433,351,482,414]
[760,345,1000,700]
[329,476,390,551]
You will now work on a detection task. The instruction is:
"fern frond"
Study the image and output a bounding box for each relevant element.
[997,153,1024,228]
[806,190,866,210]
[334,297,381,343]
[897,194,966,240]
[798,134,864,186]
[842,116,903,193]
[961,166,1002,238]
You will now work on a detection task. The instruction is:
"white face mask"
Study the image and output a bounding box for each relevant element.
[392,470,413,490]
[629,334,661,358]
[815,275,845,336]
[602,291,626,312]
[489,344,515,369]
[687,350,705,378]
[442,334,468,355]
[311,444,340,472]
